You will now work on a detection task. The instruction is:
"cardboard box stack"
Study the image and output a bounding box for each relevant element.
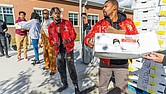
[129,59,166,94]
[128,0,166,93]
[133,0,166,50]
[137,60,166,94]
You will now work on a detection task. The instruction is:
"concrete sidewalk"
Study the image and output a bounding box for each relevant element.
[0,42,99,94]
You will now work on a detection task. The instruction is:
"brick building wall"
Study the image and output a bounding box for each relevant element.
[0,0,133,44]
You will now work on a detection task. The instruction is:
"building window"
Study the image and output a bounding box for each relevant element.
[0,7,14,25]
[69,13,78,26]
[88,15,99,26]
[34,8,52,22]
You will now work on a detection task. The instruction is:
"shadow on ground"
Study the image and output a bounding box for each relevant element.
[0,68,33,94]
[0,48,98,94]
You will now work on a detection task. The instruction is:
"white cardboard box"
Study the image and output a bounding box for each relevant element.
[137,28,156,33]
[157,29,166,37]
[134,8,160,18]
[148,78,166,94]
[128,80,138,88]
[139,84,166,94]
[150,63,166,75]
[94,32,160,59]
[149,76,166,84]
[149,85,166,94]
[158,17,166,26]
[158,39,166,50]
[157,35,166,40]
[129,60,166,93]
[159,6,166,16]
[129,61,143,70]
[160,45,166,50]
[159,0,166,5]
[132,0,159,9]
[137,79,149,91]
[134,17,159,29]
[149,71,166,79]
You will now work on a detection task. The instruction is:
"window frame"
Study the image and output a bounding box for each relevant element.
[0,4,15,27]
[33,7,51,22]
[87,13,99,26]
[69,11,79,27]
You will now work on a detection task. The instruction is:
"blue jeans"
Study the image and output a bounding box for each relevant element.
[31,39,39,62]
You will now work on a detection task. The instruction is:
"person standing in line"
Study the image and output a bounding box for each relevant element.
[20,12,41,65]
[15,11,28,61]
[48,7,80,93]
[0,20,10,58]
[84,0,138,94]
[82,13,93,64]
[40,9,56,75]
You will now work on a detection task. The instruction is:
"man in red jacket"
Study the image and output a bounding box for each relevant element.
[48,7,80,94]
[84,0,138,94]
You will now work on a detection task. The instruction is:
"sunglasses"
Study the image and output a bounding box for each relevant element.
[43,12,49,14]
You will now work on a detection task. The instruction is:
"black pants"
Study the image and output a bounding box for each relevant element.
[56,51,78,85]
[0,35,8,55]
[5,33,11,47]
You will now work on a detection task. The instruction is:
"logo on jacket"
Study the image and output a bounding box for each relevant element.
[102,26,107,30]
[127,25,133,31]
[64,25,69,31]
[101,26,107,32]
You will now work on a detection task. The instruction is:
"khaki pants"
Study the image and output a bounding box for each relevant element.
[99,67,128,94]
[15,34,28,58]
[41,31,56,72]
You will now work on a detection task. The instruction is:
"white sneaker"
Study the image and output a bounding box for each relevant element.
[16,56,21,62]
[16,58,21,62]
[24,58,29,62]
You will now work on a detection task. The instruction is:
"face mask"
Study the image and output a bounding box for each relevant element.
[114,42,120,47]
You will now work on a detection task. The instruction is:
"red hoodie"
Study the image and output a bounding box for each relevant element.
[15,17,28,36]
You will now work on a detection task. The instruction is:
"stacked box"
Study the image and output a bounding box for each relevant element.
[129,59,166,94]
[129,0,166,93]
[133,0,166,50]
[157,16,166,49]
[160,0,166,5]
[132,0,159,9]
[128,58,142,88]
